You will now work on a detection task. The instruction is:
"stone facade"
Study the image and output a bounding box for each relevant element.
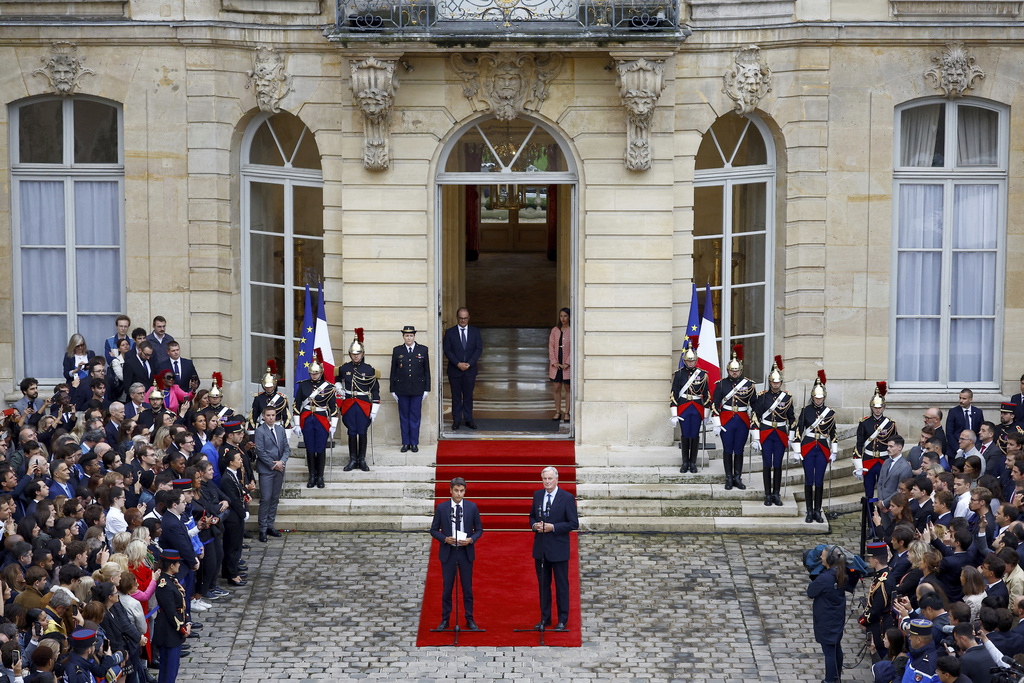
[0,0,1021,446]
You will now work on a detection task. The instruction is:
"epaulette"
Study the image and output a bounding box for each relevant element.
[861,415,872,421]
[158,577,168,588]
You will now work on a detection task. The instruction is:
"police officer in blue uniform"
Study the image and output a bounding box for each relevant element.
[294,352,339,487]
[670,340,709,474]
[390,325,430,454]
[711,344,755,490]
[247,360,292,433]
[796,371,838,523]
[854,382,899,501]
[752,356,795,506]
[65,628,124,683]
[901,618,939,683]
[337,329,380,473]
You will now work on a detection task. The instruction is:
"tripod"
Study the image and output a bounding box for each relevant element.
[429,505,485,644]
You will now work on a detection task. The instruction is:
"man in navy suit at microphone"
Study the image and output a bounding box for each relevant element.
[430,477,483,631]
[530,466,579,632]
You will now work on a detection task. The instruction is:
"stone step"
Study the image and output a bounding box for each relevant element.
[577,499,744,517]
[278,482,434,499]
[579,515,831,534]
[281,465,434,483]
[248,497,433,516]
[246,515,428,532]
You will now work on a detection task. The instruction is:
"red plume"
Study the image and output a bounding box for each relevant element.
[817,369,826,385]
[355,328,364,343]
[733,344,743,361]
[212,372,223,389]
[774,355,784,371]
[876,381,887,397]
[267,359,277,375]
[314,348,324,363]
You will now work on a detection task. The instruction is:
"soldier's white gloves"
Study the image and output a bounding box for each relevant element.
[830,443,838,463]
[330,417,338,432]
[370,404,379,422]
[422,392,429,402]
[292,426,302,438]
[852,457,864,479]
[391,392,398,403]
[750,430,761,451]
[712,416,722,438]
[670,408,679,425]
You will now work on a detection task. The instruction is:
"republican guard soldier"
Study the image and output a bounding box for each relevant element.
[294,351,339,487]
[796,370,838,523]
[247,360,293,433]
[670,340,709,474]
[337,329,380,473]
[390,325,430,453]
[854,382,899,501]
[712,344,755,490]
[204,372,235,425]
[752,356,795,507]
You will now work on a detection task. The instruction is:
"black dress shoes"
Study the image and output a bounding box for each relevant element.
[724,477,733,491]
[411,445,418,453]
[258,531,268,543]
[553,623,568,632]
[437,620,449,630]
[466,421,477,429]
[267,528,282,537]
[534,620,552,630]
[734,477,746,490]
[465,619,479,631]
[452,422,461,430]
[401,444,409,453]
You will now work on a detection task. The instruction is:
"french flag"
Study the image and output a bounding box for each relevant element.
[314,282,336,384]
[697,283,720,394]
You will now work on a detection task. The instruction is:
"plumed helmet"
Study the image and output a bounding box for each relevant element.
[209,372,223,398]
[150,372,167,400]
[682,339,698,363]
[811,369,827,400]
[768,355,784,384]
[262,359,277,389]
[869,381,887,409]
[349,328,365,356]
[726,344,743,373]
[309,349,324,375]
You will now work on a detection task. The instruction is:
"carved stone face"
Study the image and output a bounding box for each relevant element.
[737,65,762,98]
[623,91,656,120]
[944,55,968,92]
[357,88,393,120]
[50,54,77,94]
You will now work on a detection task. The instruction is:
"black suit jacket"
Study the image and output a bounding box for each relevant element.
[947,406,985,455]
[160,510,196,569]
[430,500,483,562]
[443,325,483,377]
[122,352,154,391]
[158,357,199,390]
[62,351,95,382]
[220,467,247,522]
[1014,393,1024,424]
[104,421,120,448]
[390,343,431,395]
[529,488,579,563]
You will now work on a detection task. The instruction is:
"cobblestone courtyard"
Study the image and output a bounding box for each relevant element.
[179,516,872,682]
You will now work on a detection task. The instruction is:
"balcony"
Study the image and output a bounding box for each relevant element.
[328,0,688,43]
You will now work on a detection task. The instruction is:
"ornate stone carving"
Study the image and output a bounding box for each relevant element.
[246,47,293,113]
[925,42,985,99]
[349,57,399,171]
[33,42,94,96]
[723,45,772,115]
[615,58,665,172]
[450,53,563,122]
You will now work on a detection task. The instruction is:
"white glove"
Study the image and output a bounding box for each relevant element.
[292,426,302,438]
[670,417,680,426]
[244,511,249,521]
[852,457,864,479]
[391,392,398,402]
[704,416,713,426]
[830,443,838,463]
[711,416,721,437]
[788,431,796,444]
[751,439,762,452]
[712,425,721,438]
[330,417,338,432]
[421,391,429,402]
[370,404,379,422]
[335,382,345,396]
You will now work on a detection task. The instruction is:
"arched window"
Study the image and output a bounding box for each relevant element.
[892,98,1007,387]
[241,112,323,392]
[10,97,124,381]
[693,112,775,381]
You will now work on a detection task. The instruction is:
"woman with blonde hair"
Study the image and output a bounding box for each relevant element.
[110,532,133,556]
[92,561,123,588]
[74,576,94,605]
[152,426,172,452]
[894,538,929,608]
[961,565,987,620]
[62,333,94,382]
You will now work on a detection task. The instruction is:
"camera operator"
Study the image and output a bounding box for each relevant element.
[807,544,848,683]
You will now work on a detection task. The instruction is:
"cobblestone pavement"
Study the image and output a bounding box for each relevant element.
[180,515,873,682]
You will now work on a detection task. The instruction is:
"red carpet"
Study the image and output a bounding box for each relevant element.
[416,440,581,647]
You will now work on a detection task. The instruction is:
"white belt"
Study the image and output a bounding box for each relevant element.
[724,406,748,412]
[683,394,702,401]
[864,450,879,457]
[764,421,788,428]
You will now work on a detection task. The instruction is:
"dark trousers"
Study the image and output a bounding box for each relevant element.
[761,433,785,468]
[448,373,476,424]
[803,448,828,487]
[864,464,881,500]
[158,645,181,683]
[535,557,570,625]
[397,394,423,445]
[222,519,243,579]
[180,569,193,619]
[440,551,474,621]
[821,641,843,683]
[198,536,223,595]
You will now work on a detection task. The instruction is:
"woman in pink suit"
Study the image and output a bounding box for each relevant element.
[548,308,571,422]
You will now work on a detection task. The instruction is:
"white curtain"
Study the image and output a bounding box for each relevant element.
[957,106,998,166]
[949,184,997,382]
[74,181,119,245]
[895,319,940,382]
[895,184,944,381]
[901,104,941,167]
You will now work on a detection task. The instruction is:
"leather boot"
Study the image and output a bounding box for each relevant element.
[762,468,772,506]
[344,437,358,472]
[723,455,733,490]
[689,438,699,473]
[358,435,370,471]
[804,485,814,523]
[813,486,825,523]
[732,452,746,490]
[771,467,783,506]
[680,439,689,473]
[306,454,315,488]
[316,451,326,488]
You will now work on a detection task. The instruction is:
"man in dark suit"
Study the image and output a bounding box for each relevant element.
[122,341,155,392]
[923,407,948,457]
[390,325,431,453]
[429,477,483,631]
[124,382,147,421]
[254,406,289,543]
[146,316,175,369]
[159,342,200,391]
[105,402,124,447]
[1013,374,1024,424]
[443,308,482,430]
[529,466,579,631]
[946,389,985,457]
[927,524,973,602]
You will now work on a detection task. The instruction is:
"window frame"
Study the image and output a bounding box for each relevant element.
[693,113,776,384]
[9,96,126,385]
[889,97,1009,390]
[240,113,324,397]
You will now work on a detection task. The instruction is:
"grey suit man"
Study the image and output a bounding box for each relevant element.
[254,406,290,542]
[877,435,913,511]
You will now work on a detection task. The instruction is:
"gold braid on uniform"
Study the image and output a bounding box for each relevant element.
[349,372,378,396]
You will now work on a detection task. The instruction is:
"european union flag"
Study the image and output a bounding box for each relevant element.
[681,282,700,368]
[294,284,314,397]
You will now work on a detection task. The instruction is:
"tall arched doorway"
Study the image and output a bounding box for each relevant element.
[435,115,578,437]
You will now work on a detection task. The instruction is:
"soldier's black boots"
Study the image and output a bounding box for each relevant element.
[344,437,358,472]
[732,453,746,490]
[813,486,825,523]
[358,435,370,472]
[315,452,326,488]
[762,469,772,506]
[771,467,783,506]
[306,454,315,488]
[804,485,814,523]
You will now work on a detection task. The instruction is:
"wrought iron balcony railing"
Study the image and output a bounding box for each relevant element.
[333,0,681,35]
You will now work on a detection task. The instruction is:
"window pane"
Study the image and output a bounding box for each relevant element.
[957,106,998,167]
[733,182,767,233]
[950,318,994,382]
[74,181,119,245]
[250,285,284,335]
[73,101,118,164]
[730,285,765,337]
[249,122,284,166]
[695,131,724,170]
[896,252,941,315]
[292,129,322,170]
[250,233,284,285]
[295,237,324,288]
[22,249,66,311]
[250,182,284,234]
[900,104,944,167]
[293,186,324,237]
[731,234,766,283]
[77,315,117,355]
[76,248,120,312]
[953,185,997,249]
[897,185,943,249]
[952,252,996,317]
[693,238,721,289]
[23,315,67,379]
[731,122,767,167]
[251,335,286,386]
[19,101,63,164]
[894,318,940,382]
[20,182,65,245]
[267,114,305,166]
[445,120,565,173]
[733,335,764,383]
[707,114,746,165]
[693,186,722,238]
